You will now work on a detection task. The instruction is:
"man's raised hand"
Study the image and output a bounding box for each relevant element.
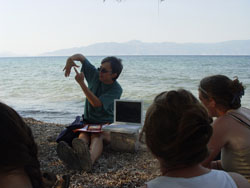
[63,57,79,77]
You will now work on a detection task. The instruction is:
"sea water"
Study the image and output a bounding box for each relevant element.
[0,55,249,124]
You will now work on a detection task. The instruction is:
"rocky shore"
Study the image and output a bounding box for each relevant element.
[24,118,160,188]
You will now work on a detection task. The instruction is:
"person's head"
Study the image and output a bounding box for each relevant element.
[0,102,43,188]
[199,75,245,116]
[98,56,123,83]
[142,89,212,172]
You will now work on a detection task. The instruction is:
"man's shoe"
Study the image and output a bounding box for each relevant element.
[57,141,81,170]
[72,138,92,172]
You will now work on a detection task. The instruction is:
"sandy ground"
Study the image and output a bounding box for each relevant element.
[24,118,160,188]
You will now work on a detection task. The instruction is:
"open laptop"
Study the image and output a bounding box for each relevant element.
[102,99,143,134]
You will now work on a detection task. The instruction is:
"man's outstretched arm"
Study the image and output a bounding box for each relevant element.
[74,67,102,108]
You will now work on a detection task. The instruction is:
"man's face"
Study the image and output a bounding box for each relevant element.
[98,62,116,84]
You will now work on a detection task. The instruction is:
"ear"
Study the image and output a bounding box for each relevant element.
[111,73,117,79]
[209,98,216,108]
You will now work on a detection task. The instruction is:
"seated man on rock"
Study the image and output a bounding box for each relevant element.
[57,54,123,171]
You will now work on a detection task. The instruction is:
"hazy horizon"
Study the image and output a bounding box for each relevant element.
[1,39,250,57]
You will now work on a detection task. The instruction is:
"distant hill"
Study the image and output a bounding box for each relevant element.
[0,51,21,57]
[40,40,250,56]
[1,40,250,57]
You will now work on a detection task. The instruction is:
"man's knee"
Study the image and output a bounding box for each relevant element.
[91,133,102,140]
[79,132,90,143]
[102,132,111,143]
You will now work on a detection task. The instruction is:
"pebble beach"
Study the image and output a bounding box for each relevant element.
[24,118,160,188]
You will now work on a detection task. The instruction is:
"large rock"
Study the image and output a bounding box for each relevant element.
[110,132,139,152]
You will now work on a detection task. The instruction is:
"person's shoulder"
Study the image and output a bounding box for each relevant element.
[228,172,250,188]
[81,58,95,70]
[212,114,240,141]
[215,108,250,131]
[213,114,233,128]
[84,58,92,65]
[112,81,122,90]
[233,107,250,114]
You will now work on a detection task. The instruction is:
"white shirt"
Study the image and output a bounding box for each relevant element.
[146,170,237,188]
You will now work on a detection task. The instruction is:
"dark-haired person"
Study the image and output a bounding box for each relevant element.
[141,90,249,188]
[0,102,44,188]
[58,54,123,171]
[199,75,250,182]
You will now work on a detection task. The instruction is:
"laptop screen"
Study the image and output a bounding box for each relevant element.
[114,99,143,125]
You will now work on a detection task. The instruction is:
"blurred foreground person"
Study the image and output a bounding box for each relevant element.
[0,102,70,188]
[0,102,44,188]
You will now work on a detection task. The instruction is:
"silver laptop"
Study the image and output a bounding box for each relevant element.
[102,99,143,134]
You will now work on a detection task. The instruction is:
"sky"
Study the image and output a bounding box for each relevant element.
[0,0,250,56]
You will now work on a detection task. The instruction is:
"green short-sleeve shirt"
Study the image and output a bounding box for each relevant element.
[81,58,122,124]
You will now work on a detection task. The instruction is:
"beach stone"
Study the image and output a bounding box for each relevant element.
[110,132,139,152]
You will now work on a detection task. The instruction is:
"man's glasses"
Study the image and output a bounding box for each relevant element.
[199,86,209,96]
[97,67,112,73]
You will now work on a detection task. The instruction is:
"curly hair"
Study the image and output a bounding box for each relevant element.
[142,89,213,170]
[0,102,44,188]
[199,75,245,110]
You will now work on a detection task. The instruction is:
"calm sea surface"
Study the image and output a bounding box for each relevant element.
[0,55,250,124]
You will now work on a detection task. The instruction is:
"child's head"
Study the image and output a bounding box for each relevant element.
[142,89,212,170]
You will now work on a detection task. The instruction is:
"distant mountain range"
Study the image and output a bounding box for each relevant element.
[1,40,250,57]
[0,51,24,57]
[40,40,250,56]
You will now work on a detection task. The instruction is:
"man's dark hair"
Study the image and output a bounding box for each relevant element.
[101,56,123,81]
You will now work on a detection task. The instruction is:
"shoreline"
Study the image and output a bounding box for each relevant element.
[24,118,160,188]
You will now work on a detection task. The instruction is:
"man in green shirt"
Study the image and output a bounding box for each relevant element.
[57,54,123,171]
